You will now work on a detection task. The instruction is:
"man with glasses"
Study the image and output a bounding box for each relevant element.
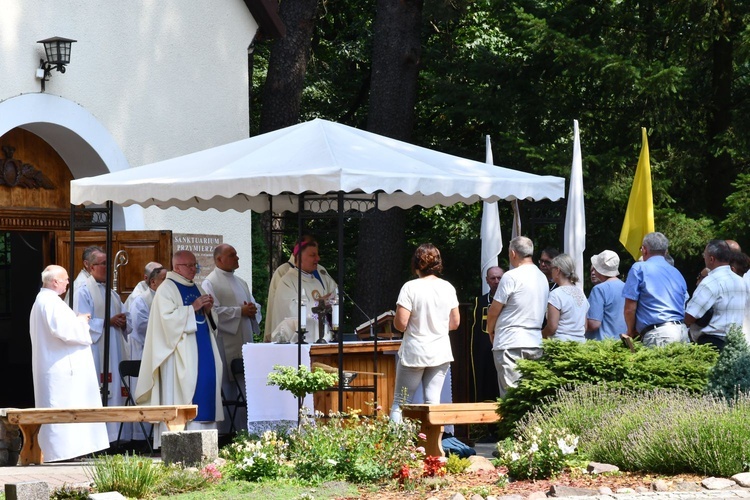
[538,247,560,291]
[135,250,223,449]
[620,232,689,350]
[73,247,130,445]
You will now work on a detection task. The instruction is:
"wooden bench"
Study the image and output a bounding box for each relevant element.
[0,405,197,465]
[402,403,501,457]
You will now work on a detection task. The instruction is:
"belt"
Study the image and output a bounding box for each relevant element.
[641,321,684,336]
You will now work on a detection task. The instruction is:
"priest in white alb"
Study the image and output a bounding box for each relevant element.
[73,248,130,443]
[203,243,261,433]
[135,250,223,448]
[30,265,109,462]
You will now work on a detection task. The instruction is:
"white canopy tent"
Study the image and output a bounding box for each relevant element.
[71,118,565,210]
[70,118,566,410]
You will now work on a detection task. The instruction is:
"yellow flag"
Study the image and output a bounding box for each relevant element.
[619,128,655,260]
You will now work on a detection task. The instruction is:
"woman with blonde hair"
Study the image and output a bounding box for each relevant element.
[542,253,589,342]
[390,243,460,423]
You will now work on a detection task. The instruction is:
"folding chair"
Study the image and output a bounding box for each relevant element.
[117,360,154,454]
[222,358,247,433]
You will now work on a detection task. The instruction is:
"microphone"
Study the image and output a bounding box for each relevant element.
[342,290,376,340]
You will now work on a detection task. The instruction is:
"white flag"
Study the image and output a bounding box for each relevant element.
[481,135,503,294]
[564,120,586,290]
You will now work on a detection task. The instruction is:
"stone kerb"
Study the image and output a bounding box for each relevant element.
[161,429,218,467]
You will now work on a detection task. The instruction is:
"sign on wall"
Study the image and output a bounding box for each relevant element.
[173,233,223,284]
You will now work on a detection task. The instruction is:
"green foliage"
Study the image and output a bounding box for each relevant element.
[87,453,164,499]
[267,365,338,399]
[497,426,581,480]
[497,339,718,437]
[707,326,750,401]
[721,173,750,241]
[50,485,91,500]
[220,430,290,482]
[286,410,422,483]
[154,463,214,495]
[444,453,471,474]
[521,384,750,476]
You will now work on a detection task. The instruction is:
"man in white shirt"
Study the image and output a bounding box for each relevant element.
[686,240,748,351]
[486,236,549,397]
[203,244,261,433]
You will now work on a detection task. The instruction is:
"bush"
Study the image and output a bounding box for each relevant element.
[706,326,750,401]
[267,365,338,399]
[520,384,750,477]
[497,339,718,437]
[219,430,290,482]
[496,426,581,480]
[287,409,422,484]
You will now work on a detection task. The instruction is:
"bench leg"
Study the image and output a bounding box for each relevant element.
[420,423,445,458]
[164,410,190,432]
[18,424,43,465]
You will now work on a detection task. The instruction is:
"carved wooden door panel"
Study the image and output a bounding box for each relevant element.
[54,230,172,302]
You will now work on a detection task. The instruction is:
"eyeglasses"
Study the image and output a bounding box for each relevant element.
[540,259,552,265]
[91,262,106,267]
[176,263,201,271]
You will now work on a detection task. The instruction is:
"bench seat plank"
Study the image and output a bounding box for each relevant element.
[402,403,500,458]
[0,405,197,465]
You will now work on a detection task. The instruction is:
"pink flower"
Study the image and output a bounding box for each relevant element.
[416,446,425,454]
[418,433,427,440]
[200,463,222,483]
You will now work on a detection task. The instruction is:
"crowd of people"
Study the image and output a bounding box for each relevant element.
[28,231,750,461]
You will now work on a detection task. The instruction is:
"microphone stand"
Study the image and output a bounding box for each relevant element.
[342,290,376,341]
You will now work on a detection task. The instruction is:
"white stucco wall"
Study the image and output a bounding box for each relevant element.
[0,1,258,285]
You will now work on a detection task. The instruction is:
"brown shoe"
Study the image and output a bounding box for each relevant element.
[620,334,635,353]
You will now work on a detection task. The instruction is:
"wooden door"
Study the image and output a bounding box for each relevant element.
[54,230,172,302]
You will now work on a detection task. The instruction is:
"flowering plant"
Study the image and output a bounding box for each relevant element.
[267,364,338,399]
[497,426,580,480]
[199,463,222,483]
[287,405,423,483]
[219,430,289,482]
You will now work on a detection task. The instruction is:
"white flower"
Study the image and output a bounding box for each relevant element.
[557,437,577,455]
[529,442,539,453]
[511,452,520,461]
[326,459,337,466]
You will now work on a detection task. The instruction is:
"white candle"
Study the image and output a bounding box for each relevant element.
[300,302,307,329]
[332,303,339,329]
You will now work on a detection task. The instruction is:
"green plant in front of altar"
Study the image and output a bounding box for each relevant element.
[286,406,423,484]
[267,364,338,399]
[219,430,290,482]
[496,426,581,480]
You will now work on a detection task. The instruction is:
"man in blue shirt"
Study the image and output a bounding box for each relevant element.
[621,232,689,349]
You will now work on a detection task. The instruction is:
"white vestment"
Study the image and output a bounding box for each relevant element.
[135,271,223,448]
[203,268,261,433]
[74,277,129,442]
[264,257,328,342]
[30,288,109,462]
[124,279,150,311]
[270,267,337,342]
[127,290,155,440]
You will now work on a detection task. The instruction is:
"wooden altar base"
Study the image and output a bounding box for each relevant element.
[310,340,400,416]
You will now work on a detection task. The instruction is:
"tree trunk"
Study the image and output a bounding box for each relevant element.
[259,0,319,134]
[705,0,734,219]
[355,0,423,323]
[258,0,319,276]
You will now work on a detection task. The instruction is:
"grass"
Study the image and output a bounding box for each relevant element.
[152,478,360,499]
